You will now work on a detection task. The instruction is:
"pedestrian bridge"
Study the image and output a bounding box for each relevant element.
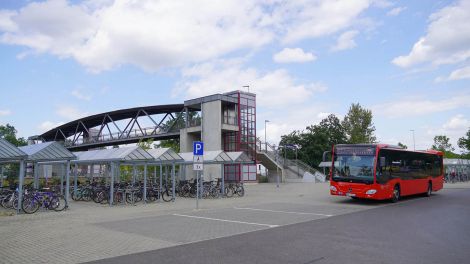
[31,104,188,151]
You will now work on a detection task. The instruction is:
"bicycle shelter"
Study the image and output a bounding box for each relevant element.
[144,148,183,202]
[19,142,76,210]
[71,146,155,206]
[444,158,470,179]
[0,139,28,214]
[179,150,253,195]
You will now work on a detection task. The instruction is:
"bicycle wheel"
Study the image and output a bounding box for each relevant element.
[162,189,172,202]
[82,189,92,201]
[236,185,245,197]
[51,195,67,211]
[225,186,234,198]
[72,190,82,201]
[22,197,40,214]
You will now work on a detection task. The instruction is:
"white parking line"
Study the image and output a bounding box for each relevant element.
[233,207,333,217]
[173,214,279,228]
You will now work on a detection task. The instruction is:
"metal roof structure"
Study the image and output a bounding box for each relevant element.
[226,151,253,163]
[72,146,154,163]
[147,148,183,163]
[179,150,252,164]
[38,104,185,141]
[0,138,27,161]
[19,142,76,161]
[444,159,470,165]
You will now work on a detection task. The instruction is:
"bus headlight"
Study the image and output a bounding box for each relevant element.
[366,189,377,195]
[330,186,337,192]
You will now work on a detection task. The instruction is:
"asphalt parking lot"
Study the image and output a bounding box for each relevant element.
[1,182,469,264]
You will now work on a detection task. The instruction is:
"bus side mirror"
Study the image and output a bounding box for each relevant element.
[379,157,386,167]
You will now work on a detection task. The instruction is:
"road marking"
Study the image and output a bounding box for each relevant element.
[233,207,333,217]
[172,214,279,228]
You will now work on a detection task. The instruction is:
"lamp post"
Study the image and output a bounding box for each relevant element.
[410,130,415,150]
[294,145,299,177]
[265,120,270,152]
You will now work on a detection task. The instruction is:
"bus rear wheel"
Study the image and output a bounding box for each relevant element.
[391,185,400,203]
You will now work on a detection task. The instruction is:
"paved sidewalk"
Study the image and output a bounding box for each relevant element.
[0,182,467,263]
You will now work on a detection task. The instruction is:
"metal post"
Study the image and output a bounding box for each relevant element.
[296,148,299,178]
[165,165,168,186]
[17,160,25,214]
[265,120,269,152]
[410,129,416,151]
[221,164,225,197]
[143,164,147,204]
[33,163,39,189]
[0,165,3,188]
[159,165,163,202]
[132,165,136,185]
[60,164,65,195]
[172,163,175,201]
[276,166,280,188]
[74,164,78,197]
[65,161,70,207]
[196,170,199,209]
[110,162,114,206]
[154,166,157,185]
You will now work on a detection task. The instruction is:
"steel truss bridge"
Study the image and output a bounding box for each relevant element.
[32,105,189,151]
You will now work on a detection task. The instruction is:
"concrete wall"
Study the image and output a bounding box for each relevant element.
[180,100,224,181]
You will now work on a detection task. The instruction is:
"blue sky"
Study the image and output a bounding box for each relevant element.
[0,0,469,152]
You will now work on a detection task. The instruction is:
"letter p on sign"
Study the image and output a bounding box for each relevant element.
[193,141,204,156]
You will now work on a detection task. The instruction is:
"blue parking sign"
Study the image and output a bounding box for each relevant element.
[193,141,204,155]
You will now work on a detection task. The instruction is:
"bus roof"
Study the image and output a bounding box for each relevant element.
[334,144,443,156]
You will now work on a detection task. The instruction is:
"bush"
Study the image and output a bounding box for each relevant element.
[258,175,269,183]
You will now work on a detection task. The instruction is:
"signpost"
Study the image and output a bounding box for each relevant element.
[193,141,203,209]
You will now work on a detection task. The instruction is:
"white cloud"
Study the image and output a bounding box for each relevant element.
[392,0,470,68]
[387,7,406,16]
[71,89,92,101]
[373,94,470,118]
[0,10,17,32]
[427,114,470,152]
[0,0,375,72]
[38,121,64,132]
[258,105,333,144]
[56,106,87,120]
[0,109,11,116]
[278,0,370,44]
[331,30,359,51]
[273,48,316,63]
[448,66,470,80]
[176,59,327,108]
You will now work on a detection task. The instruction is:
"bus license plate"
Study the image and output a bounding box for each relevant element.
[346,193,356,197]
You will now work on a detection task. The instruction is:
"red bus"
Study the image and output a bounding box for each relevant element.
[329,144,444,202]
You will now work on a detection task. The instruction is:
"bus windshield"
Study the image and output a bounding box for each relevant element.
[333,154,375,184]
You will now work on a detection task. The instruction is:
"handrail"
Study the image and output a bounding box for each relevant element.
[256,137,324,179]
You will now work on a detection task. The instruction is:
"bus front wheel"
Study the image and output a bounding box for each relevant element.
[424,182,432,197]
[391,185,400,203]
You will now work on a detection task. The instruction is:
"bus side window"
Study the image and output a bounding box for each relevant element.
[376,152,389,184]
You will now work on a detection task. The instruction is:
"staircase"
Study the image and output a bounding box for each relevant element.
[255,138,326,183]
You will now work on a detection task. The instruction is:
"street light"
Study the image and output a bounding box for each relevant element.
[410,130,416,150]
[265,120,270,152]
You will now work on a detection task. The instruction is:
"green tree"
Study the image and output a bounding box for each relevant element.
[316,114,347,146]
[458,129,470,154]
[397,142,408,149]
[431,135,460,158]
[278,114,348,168]
[431,135,454,152]
[155,139,180,152]
[342,103,376,144]
[137,138,154,150]
[0,124,27,146]
[0,124,27,187]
